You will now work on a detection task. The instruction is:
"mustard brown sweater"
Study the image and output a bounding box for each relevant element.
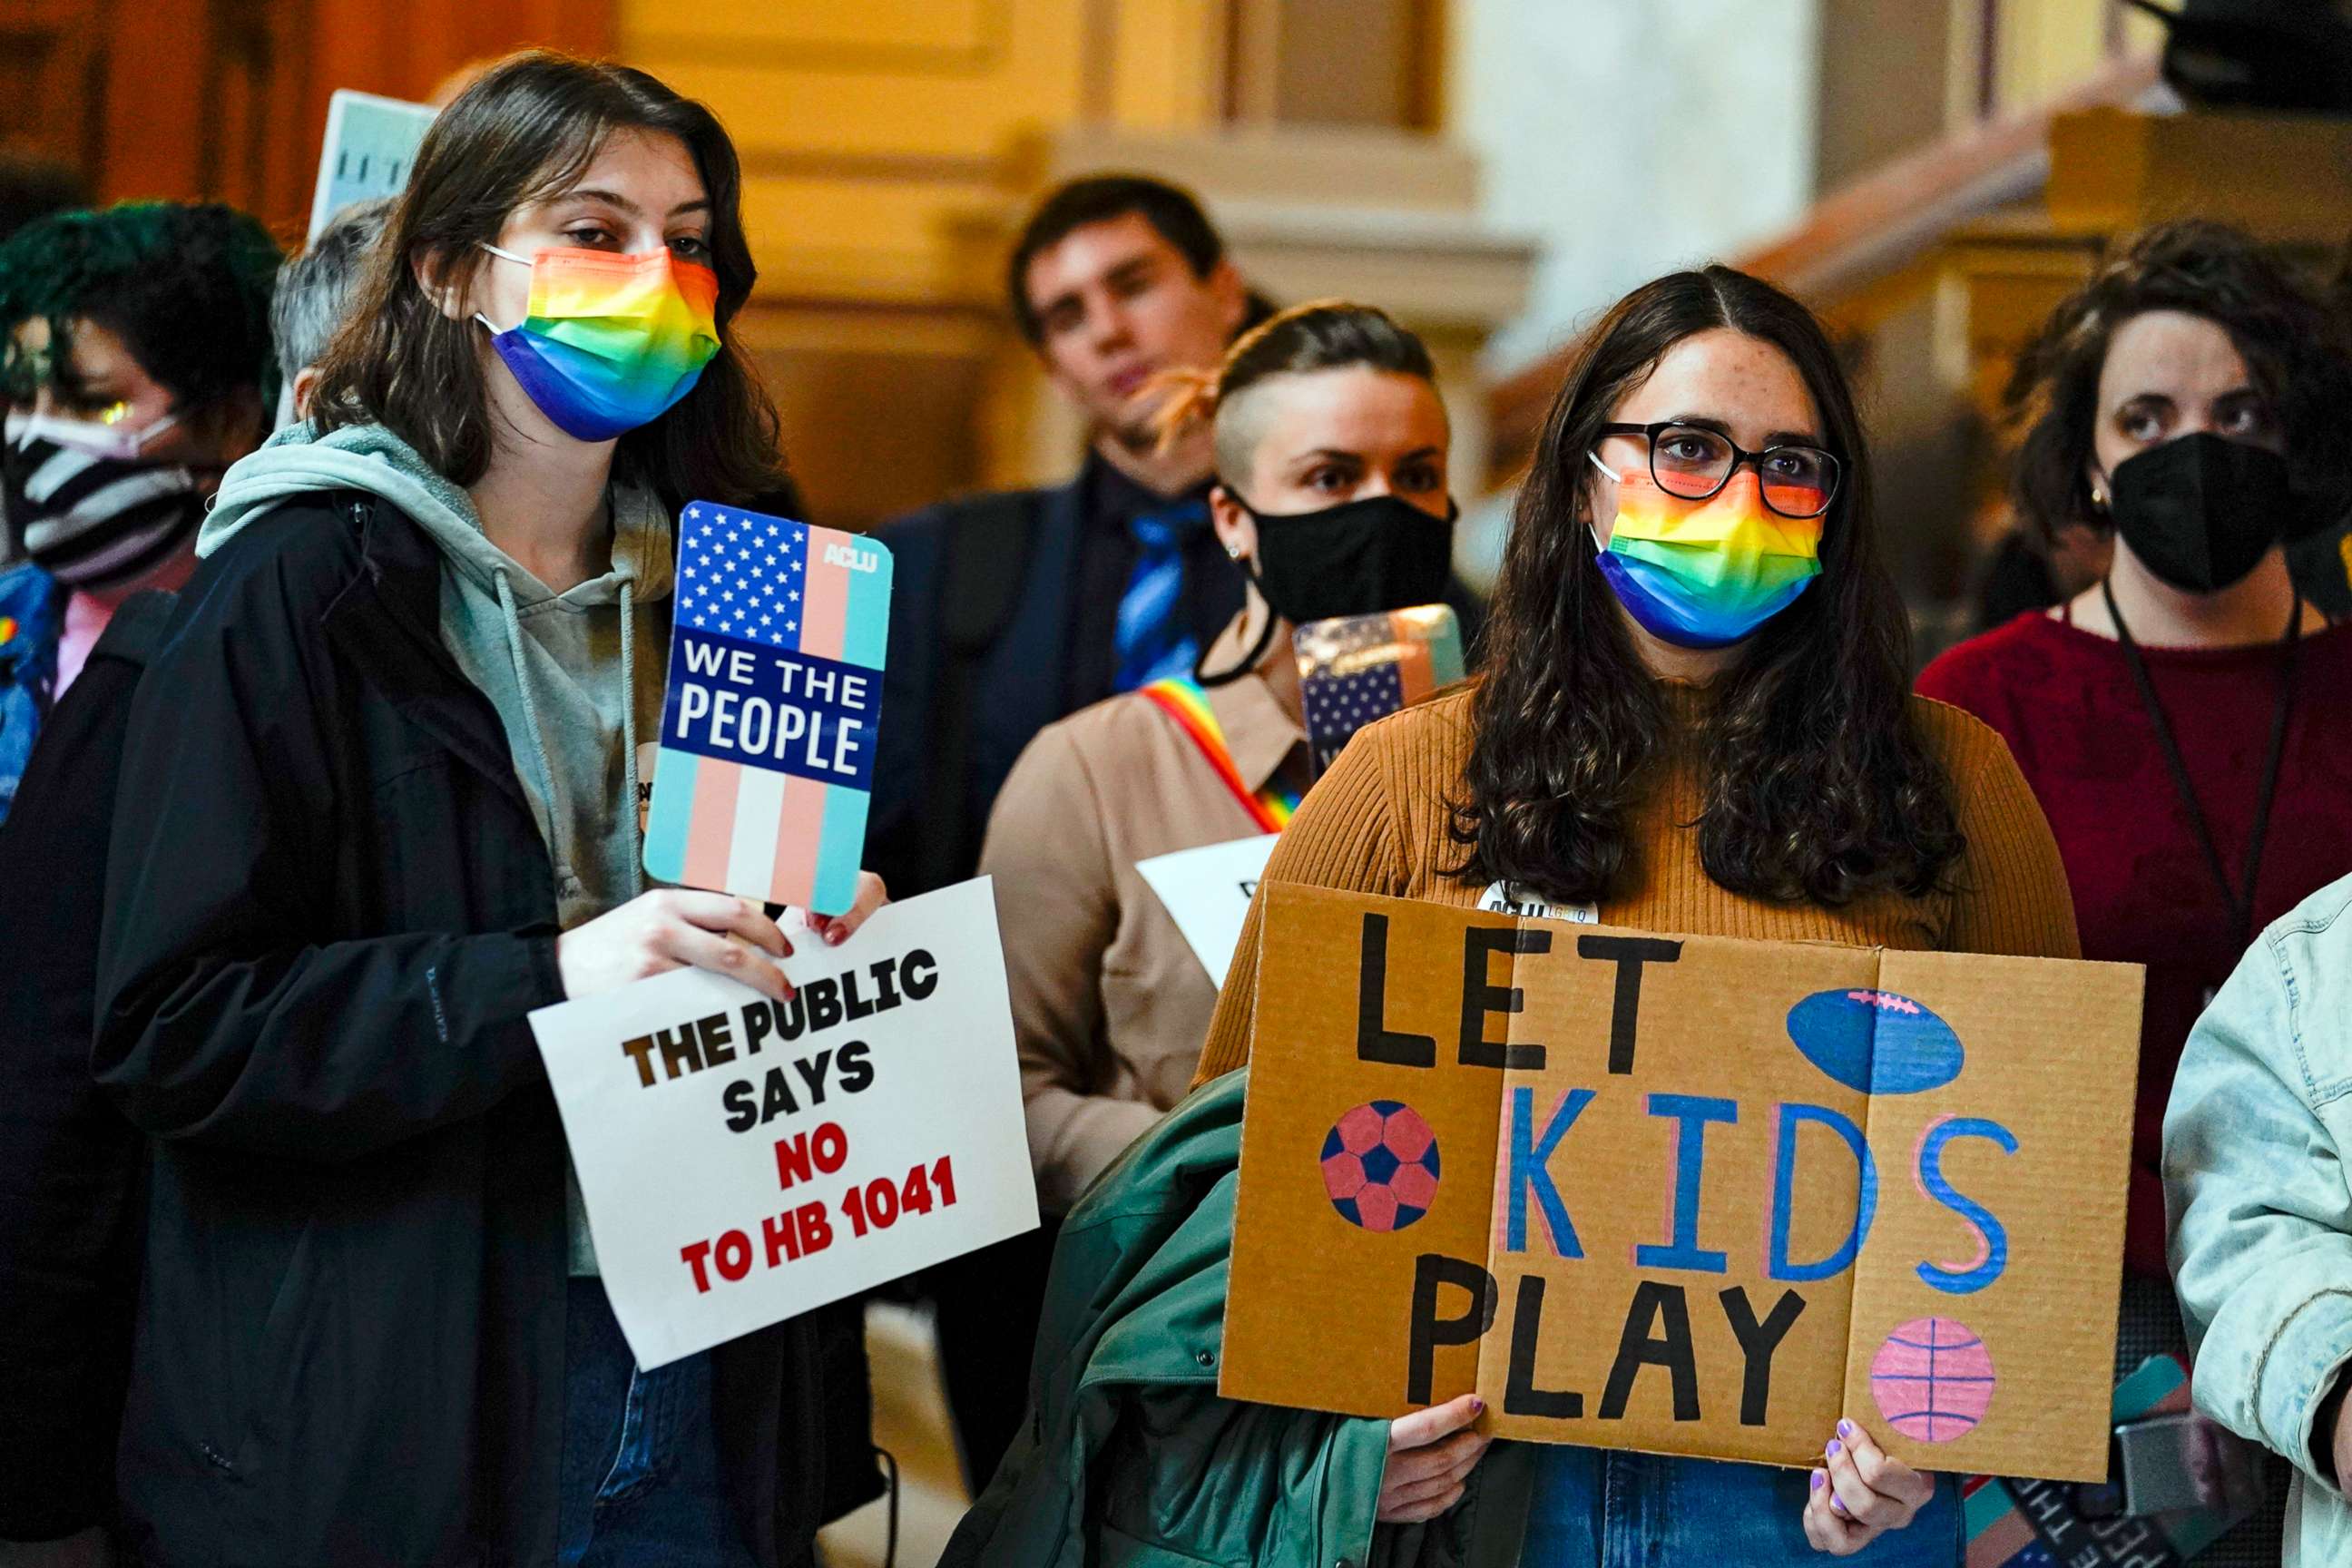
[1193,683,2081,1084]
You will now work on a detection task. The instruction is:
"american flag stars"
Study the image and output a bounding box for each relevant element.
[678,506,808,646]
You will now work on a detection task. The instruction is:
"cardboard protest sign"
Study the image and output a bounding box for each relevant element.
[643,502,890,916]
[530,877,1035,1368]
[1135,833,1278,984]
[1222,886,2142,1482]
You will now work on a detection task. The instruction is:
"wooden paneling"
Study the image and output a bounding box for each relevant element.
[5,0,612,233]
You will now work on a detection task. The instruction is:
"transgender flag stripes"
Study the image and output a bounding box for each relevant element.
[642,502,892,915]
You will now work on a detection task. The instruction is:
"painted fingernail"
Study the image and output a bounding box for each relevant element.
[1837,1419,1854,1438]
[828,926,845,945]
[1469,1397,1485,1414]
[1810,1471,1826,1492]
[1826,1439,1843,1458]
[1831,1494,1848,1516]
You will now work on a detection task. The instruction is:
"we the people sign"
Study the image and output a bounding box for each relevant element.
[531,878,1036,1368]
[1222,887,2142,1481]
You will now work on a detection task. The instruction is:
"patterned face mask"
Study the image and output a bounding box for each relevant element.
[1586,457,1823,649]
[475,243,721,442]
[3,408,203,589]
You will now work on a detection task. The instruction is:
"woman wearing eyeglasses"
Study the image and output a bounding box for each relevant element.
[1922,222,2352,1564]
[946,266,2076,1568]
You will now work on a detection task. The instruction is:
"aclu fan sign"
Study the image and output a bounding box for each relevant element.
[531,878,1036,1368]
[1222,886,2143,1482]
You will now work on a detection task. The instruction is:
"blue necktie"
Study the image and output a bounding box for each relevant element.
[1112,499,1208,692]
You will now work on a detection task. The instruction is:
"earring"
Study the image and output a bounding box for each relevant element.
[1225,541,1243,560]
[2091,485,2109,512]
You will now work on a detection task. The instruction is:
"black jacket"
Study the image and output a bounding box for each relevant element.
[0,590,172,1541]
[93,493,863,1567]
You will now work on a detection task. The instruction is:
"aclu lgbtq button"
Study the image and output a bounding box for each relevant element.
[643,502,893,916]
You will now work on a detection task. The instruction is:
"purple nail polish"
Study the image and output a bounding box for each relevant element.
[1826,1439,1843,1458]
[1837,1419,1854,1438]
[1810,1471,1826,1492]
[1831,1494,1847,1515]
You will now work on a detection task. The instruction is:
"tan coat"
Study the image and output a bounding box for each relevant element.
[980,614,1307,1210]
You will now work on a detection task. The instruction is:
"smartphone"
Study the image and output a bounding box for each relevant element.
[1295,604,1465,777]
[2108,1411,2257,1520]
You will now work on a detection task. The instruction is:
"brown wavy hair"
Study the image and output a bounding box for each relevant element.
[2007,219,2352,542]
[1449,266,1961,907]
[306,50,790,507]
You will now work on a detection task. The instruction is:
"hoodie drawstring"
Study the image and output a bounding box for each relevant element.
[494,566,646,903]
[620,578,643,896]
[494,568,569,866]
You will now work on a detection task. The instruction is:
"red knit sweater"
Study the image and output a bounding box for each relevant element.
[1918,608,2352,1279]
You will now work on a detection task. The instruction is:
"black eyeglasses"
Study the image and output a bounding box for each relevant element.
[1592,421,1843,519]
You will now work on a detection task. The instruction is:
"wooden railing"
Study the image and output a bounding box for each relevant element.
[1483,52,2160,484]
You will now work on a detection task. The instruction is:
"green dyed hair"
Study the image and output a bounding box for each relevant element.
[0,200,283,411]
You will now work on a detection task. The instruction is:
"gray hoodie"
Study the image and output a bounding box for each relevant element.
[203,421,674,1271]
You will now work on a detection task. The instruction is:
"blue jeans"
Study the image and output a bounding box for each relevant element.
[559,1279,758,1568]
[1523,1446,1964,1565]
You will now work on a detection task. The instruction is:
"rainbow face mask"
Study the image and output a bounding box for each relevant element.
[476,244,721,441]
[1586,457,1823,649]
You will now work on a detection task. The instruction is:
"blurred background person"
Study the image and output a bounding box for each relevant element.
[271,196,392,420]
[869,173,1256,906]
[0,201,279,818]
[1919,219,2352,1563]
[0,193,377,1568]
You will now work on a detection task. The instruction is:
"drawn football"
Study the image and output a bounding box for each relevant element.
[1784,988,1965,1095]
[1319,1100,1441,1233]
[1869,1317,1995,1442]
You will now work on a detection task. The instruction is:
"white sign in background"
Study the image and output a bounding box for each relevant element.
[1135,833,1279,986]
[532,877,1037,1368]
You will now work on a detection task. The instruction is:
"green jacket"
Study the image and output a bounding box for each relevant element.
[942,1068,1536,1568]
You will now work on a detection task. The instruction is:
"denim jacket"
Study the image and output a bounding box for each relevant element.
[2165,872,2352,1567]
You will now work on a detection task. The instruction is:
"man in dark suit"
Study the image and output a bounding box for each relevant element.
[868,174,1256,907]
[869,173,1263,1492]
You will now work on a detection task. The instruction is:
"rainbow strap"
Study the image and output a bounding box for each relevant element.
[1140,678,1299,835]
[1598,469,1822,650]
[486,247,720,443]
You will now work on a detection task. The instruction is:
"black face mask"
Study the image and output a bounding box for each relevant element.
[2106,433,2305,594]
[1200,491,1456,686]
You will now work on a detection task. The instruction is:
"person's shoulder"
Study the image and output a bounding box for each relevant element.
[166,490,401,661]
[871,479,1063,547]
[1916,611,2065,702]
[1350,681,1479,766]
[1904,689,2024,786]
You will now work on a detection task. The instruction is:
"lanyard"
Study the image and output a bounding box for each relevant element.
[2102,578,2301,958]
[1138,677,1299,835]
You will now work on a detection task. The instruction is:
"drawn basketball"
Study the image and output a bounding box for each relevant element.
[1786,989,1965,1095]
[1869,1317,1994,1442]
[1319,1100,1441,1233]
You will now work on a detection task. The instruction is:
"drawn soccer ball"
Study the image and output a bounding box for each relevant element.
[1319,1100,1441,1233]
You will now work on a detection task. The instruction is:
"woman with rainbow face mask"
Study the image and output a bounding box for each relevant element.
[945,268,2079,1568]
[93,52,885,1568]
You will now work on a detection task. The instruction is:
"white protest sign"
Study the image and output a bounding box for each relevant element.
[1135,833,1278,985]
[307,89,436,240]
[531,877,1037,1368]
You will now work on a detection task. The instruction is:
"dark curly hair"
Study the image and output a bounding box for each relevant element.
[2008,220,2352,541]
[0,201,282,411]
[1449,266,1962,909]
